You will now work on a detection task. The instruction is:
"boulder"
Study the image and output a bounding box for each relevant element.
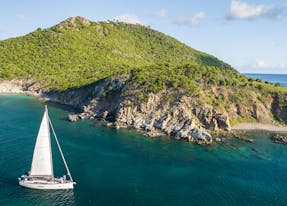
[67,114,79,122]
[214,114,231,131]
[189,129,213,145]
[272,134,287,144]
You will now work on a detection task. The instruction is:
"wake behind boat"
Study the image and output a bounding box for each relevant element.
[19,106,76,190]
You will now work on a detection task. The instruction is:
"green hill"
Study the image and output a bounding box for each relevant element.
[0,16,231,91]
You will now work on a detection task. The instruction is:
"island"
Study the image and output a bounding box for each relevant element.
[1,16,287,144]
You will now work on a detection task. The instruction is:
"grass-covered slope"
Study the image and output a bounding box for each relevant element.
[0,16,230,91]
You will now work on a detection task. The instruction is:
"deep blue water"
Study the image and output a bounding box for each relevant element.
[1,95,287,206]
[245,73,287,87]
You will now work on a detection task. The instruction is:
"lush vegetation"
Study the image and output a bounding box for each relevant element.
[0,17,231,91]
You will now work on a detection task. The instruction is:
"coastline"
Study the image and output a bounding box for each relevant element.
[232,123,287,133]
[1,79,287,143]
[0,80,40,96]
[0,80,25,94]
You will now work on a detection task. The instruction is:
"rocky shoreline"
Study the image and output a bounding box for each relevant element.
[1,79,287,145]
[0,80,41,96]
[0,79,221,144]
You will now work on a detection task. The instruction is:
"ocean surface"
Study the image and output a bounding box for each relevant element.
[1,94,287,205]
[245,73,287,87]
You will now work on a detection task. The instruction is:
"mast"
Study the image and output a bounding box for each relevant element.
[48,112,74,182]
[45,105,54,178]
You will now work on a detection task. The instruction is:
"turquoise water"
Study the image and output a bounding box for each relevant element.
[245,73,287,87]
[1,95,287,205]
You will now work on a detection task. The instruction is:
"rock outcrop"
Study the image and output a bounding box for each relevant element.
[40,75,233,144]
[272,134,287,144]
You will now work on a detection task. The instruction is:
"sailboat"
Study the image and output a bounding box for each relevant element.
[18,106,76,190]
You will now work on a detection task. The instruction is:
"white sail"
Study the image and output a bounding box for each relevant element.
[30,107,53,177]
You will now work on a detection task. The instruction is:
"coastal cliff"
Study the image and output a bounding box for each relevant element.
[1,16,287,144]
[40,75,287,143]
[2,73,287,145]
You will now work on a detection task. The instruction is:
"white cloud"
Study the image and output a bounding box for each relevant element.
[227,0,280,20]
[152,9,168,19]
[113,14,148,26]
[239,58,287,74]
[254,58,268,68]
[176,12,205,27]
[248,58,287,74]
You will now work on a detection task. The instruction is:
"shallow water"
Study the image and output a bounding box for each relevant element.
[1,95,287,205]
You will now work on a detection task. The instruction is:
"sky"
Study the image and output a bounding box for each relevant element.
[0,0,287,74]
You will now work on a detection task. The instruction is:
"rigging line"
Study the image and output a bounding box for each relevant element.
[48,115,74,182]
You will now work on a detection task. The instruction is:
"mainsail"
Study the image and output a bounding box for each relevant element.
[30,106,53,177]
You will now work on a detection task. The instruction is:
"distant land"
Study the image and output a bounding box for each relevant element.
[0,16,287,144]
[245,73,287,87]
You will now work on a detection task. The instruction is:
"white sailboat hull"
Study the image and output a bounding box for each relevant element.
[19,179,74,190]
